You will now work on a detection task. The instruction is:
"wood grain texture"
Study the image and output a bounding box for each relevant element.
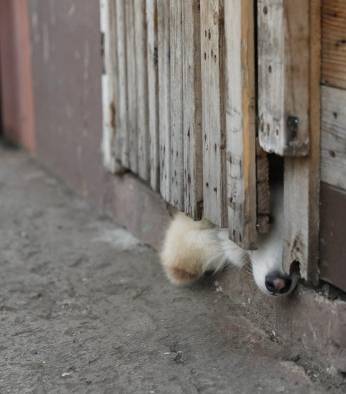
[134,0,150,181]
[157,0,171,202]
[125,0,138,173]
[322,0,346,89]
[182,0,203,219]
[224,0,257,249]
[283,0,321,283]
[200,0,227,226]
[169,0,184,209]
[257,0,310,156]
[321,85,346,191]
[146,0,159,191]
[114,0,129,168]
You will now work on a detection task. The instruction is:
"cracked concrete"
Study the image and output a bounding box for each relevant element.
[0,145,344,393]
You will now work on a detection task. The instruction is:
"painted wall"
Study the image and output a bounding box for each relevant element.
[0,0,35,151]
[28,0,169,249]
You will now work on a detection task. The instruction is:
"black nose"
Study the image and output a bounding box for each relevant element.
[265,271,292,294]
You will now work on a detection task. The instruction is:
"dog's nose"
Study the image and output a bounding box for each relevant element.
[265,271,292,294]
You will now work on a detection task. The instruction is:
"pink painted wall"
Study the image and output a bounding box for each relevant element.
[0,0,35,151]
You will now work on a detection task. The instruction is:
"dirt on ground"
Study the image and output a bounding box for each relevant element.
[0,145,344,393]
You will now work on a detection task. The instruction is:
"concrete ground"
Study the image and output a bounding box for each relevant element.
[0,145,344,394]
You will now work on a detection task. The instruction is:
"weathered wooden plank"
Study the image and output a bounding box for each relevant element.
[157,0,171,202]
[169,0,184,209]
[257,0,310,156]
[224,0,257,249]
[200,0,227,226]
[321,85,346,191]
[114,0,129,168]
[146,0,159,191]
[134,0,150,181]
[182,0,203,219]
[322,0,346,89]
[100,0,117,173]
[125,0,138,173]
[283,0,321,283]
[256,143,271,235]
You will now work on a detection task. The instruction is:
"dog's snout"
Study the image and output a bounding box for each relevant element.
[265,271,292,295]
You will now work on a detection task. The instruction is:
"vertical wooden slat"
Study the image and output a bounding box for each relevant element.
[182,0,203,219]
[169,0,184,209]
[114,0,129,168]
[283,0,321,283]
[135,0,150,181]
[125,0,138,173]
[200,0,227,226]
[224,0,257,249]
[100,0,117,173]
[157,0,171,201]
[146,0,160,191]
[257,0,310,157]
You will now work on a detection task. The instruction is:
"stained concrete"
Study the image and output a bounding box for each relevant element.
[0,146,344,393]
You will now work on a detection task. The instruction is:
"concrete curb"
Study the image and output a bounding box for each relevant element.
[215,266,346,375]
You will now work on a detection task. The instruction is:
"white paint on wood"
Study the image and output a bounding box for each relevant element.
[321,85,346,191]
[257,0,310,156]
[157,0,171,202]
[182,0,203,219]
[224,0,257,249]
[200,0,227,226]
[146,0,160,191]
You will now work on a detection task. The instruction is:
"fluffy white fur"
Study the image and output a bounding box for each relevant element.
[160,185,297,296]
[160,214,248,285]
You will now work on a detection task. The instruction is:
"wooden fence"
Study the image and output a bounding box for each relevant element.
[100,0,321,283]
